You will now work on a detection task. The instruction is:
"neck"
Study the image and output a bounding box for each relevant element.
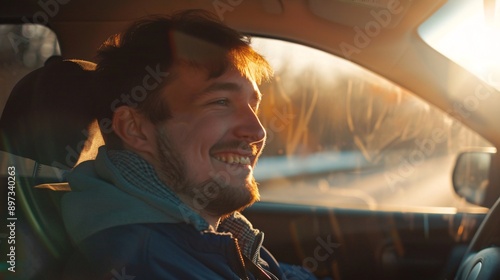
[177,194,221,230]
[201,214,221,231]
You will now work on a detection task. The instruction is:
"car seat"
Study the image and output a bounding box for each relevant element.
[0,56,101,280]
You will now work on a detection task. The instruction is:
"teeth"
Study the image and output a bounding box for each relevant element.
[216,155,250,165]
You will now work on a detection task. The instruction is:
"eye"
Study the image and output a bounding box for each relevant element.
[212,99,229,106]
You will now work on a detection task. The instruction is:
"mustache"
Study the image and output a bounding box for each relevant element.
[211,141,260,156]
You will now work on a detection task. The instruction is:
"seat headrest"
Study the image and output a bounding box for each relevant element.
[0,56,98,169]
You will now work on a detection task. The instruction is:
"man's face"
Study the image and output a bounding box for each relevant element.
[153,64,266,216]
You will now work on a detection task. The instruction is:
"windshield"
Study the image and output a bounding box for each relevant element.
[419,0,500,90]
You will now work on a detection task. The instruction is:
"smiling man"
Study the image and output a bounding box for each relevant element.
[61,10,317,280]
[152,65,265,223]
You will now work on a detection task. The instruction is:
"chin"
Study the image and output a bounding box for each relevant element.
[200,177,260,217]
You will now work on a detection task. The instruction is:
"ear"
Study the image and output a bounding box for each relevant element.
[112,106,157,155]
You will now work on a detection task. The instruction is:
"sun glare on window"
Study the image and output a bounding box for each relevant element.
[419,0,500,90]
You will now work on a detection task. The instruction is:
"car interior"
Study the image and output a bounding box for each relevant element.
[1,0,500,280]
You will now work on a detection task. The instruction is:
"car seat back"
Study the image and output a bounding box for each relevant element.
[0,56,101,279]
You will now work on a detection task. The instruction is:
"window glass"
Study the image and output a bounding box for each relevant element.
[251,37,491,213]
[418,1,500,90]
[0,24,61,176]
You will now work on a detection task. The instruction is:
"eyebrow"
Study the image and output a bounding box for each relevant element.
[205,82,241,93]
[195,82,262,102]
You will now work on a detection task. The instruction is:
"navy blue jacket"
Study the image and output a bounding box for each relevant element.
[64,223,285,279]
[61,148,292,279]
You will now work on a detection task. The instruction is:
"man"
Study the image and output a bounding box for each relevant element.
[62,10,316,280]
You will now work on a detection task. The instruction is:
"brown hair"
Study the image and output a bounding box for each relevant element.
[94,9,273,148]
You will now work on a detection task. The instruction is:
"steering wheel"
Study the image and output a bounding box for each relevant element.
[455,197,500,280]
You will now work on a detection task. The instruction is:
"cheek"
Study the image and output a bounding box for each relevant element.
[168,118,227,159]
[177,125,225,183]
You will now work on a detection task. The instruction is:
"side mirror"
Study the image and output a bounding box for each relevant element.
[453,149,496,207]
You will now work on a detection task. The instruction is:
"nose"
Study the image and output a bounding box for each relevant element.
[234,105,266,144]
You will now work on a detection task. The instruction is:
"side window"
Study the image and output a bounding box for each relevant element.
[0,24,61,175]
[252,38,491,212]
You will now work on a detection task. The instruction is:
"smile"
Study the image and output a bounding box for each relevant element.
[215,154,251,165]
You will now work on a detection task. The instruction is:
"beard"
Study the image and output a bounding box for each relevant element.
[155,127,260,217]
